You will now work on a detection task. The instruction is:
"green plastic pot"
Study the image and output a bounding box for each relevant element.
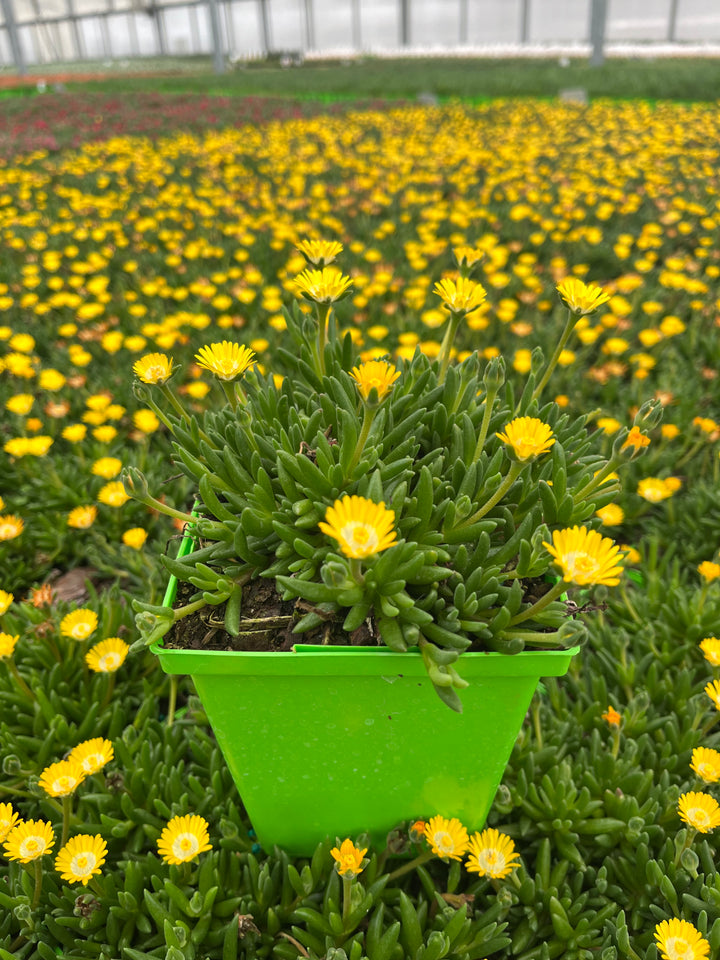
[155,536,579,855]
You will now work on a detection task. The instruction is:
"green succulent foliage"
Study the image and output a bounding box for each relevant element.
[130,302,655,707]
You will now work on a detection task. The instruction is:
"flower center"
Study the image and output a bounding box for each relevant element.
[81,754,104,773]
[19,837,43,858]
[70,852,97,877]
[433,831,455,854]
[172,833,200,860]
[98,653,120,671]
[666,937,692,960]
[688,807,709,828]
[565,551,598,581]
[53,776,77,794]
[477,849,506,873]
[71,624,92,639]
[145,364,166,381]
[341,522,378,554]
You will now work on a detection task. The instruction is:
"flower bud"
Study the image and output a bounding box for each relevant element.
[483,356,506,391]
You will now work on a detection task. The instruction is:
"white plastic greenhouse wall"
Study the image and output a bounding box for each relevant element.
[1,0,720,68]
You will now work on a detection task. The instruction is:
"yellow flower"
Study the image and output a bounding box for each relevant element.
[601,705,622,726]
[97,481,130,508]
[296,239,344,266]
[294,267,353,304]
[121,527,147,550]
[93,426,118,443]
[705,679,720,710]
[5,394,34,415]
[637,478,673,503]
[60,609,98,641]
[84,637,129,673]
[68,738,114,775]
[195,342,255,381]
[39,369,66,391]
[513,349,532,374]
[0,633,19,659]
[330,838,368,878]
[91,457,122,480]
[62,424,87,443]
[55,834,107,886]
[319,496,397,560]
[691,747,720,784]
[349,360,401,403]
[38,759,86,798]
[678,791,720,832]
[133,409,160,434]
[67,506,98,530]
[496,417,555,461]
[661,424,680,440]
[596,504,624,527]
[654,919,709,960]
[700,637,720,666]
[465,828,520,878]
[433,277,487,315]
[424,815,469,861]
[0,590,13,615]
[133,353,174,384]
[621,426,651,452]
[698,561,720,583]
[556,277,611,315]
[3,819,55,862]
[157,815,212,865]
[543,526,624,586]
[453,245,484,268]
[0,802,19,842]
[620,544,641,564]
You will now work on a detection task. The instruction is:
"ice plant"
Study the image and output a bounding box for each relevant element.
[68,738,114,776]
[67,506,97,529]
[330,838,367,878]
[556,277,612,315]
[296,239,343,266]
[97,481,130,508]
[0,515,24,541]
[60,609,98,641]
[705,679,720,710]
[654,919,710,960]
[85,637,129,673]
[424,816,469,861]
[601,706,622,726]
[677,791,720,832]
[55,834,107,886]
[496,417,555,461]
[0,802,19,842]
[38,760,85,798]
[319,496,397,562]
[433,277,487,315]
[157,815,212,865]
[195,341,255,381]
[698,561,720,583]
[691,747,720,783]
[122,527,148,549]
[638,478,674,503]
[544,526,624,587]
[699,637,720,666]
[0,632,18,659]
[621,425,651,453]
[294,267,353,304]
[3,820,55,863]
[133,353,174,385]
[0,590,12,615]
[465,828,520,879]
[349,360,400,404]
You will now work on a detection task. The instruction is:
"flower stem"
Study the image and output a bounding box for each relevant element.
[437,315,462,384]
[341,875,353,928]
[508,579,567,626]
[220,379,238,410]
[386,850,433,881]
[166,675,178,727]
[454,461,524,530]
[347,406,376,475]
[471,384,500,463]
[573,457,620,503]
[7,660,36,701]
[531,308,576,402]
[31,859,43,911]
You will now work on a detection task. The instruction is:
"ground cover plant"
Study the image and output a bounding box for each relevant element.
[1,93,720,958]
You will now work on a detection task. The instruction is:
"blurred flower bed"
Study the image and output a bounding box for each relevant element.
[1,95,720,959]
